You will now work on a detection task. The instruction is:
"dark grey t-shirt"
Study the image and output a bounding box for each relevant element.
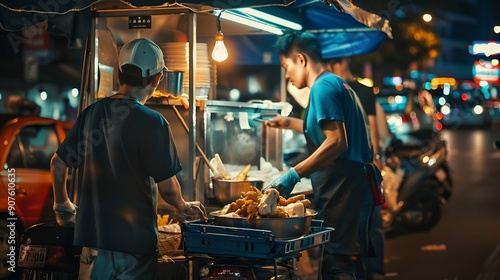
[348,81,376,116]
[57,95,181,255]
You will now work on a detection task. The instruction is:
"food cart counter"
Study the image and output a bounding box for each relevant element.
[151,99,284,210]
[84,5,293,277]
[86,4,287,204]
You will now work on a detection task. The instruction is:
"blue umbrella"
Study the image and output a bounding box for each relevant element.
[201,0,392,64]
[303,2,392,59]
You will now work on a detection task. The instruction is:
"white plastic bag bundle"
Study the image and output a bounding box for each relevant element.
[382,166,404,211]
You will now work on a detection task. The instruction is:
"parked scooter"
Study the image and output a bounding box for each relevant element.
[381,133,453,233]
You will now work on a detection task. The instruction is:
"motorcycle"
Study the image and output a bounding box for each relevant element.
[381,131,453,233]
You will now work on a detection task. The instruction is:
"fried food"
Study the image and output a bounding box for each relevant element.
[299,199,312,208]
[219,188,309,221]
[220,204,231,215]
[243,190,260,202]
[278,196,288,206]
[157,214,173,226]
[234,164,252,181]
[284,202,305,217]
[275,206,289,218]
[245,202,260,222]
[250,186,263,196]
[226,199,246,214]
[258,188,280,216]
[285,194,306,205]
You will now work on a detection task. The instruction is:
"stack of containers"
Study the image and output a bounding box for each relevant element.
[160,42,212,97]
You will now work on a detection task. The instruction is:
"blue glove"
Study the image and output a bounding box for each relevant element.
[267,168,301,198]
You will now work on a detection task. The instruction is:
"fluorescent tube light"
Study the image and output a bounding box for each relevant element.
[214,10,284,35]
[238,8,302,31]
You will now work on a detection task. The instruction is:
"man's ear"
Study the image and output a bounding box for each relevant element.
[152,74,162,88]
[297,53,308,68]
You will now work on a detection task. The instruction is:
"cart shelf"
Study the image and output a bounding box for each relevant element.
[182,219,333,259]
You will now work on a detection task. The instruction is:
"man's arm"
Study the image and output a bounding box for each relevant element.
[368,115,383,170]
[264,120,347,197]
[158,176,207,219]
[266,116,304,133]
[158,176,186,212]
[50,153,77,226]
[50,153,70,204]
[293,120,347,177]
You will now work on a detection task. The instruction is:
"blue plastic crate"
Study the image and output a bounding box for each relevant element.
[182,219,333,259]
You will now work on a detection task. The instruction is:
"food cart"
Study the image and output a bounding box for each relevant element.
[80,1,295,206]
[79,3,293,278]
[2,1,293,279]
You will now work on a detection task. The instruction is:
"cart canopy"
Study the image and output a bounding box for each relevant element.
[0,0,295,47]
[1,0,392,61]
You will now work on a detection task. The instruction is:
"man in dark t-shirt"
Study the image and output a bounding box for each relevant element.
[326,57,385,280]
[325,57,382,169]
[50,38,207,279]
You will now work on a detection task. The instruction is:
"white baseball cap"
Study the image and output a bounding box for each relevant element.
[119,38,166,77]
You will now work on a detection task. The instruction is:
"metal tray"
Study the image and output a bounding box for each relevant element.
[209,209,317,239]
[181,219,333,259]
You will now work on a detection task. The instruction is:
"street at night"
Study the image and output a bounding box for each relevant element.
[384,128,500,280]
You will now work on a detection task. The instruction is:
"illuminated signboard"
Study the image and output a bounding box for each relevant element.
[472,60,500,85]
[468,41,500,56]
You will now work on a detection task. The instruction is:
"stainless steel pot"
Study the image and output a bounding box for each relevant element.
[162,70,183,95]
[209,209,318,239]
[213,178,264,205]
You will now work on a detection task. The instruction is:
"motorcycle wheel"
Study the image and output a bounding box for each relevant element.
[397,187,441,232]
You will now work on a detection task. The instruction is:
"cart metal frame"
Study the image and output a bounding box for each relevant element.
[182,219,333,280]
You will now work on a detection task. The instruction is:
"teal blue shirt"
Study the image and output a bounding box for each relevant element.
[304,72,371,164]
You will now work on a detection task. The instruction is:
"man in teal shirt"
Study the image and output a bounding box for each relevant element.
[266,31,374,279]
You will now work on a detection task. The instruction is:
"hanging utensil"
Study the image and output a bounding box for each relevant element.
[172,105,218,175]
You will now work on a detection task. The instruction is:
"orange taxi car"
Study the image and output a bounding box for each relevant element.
[0,114,72,278]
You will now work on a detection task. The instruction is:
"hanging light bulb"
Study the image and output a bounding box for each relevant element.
[212,12,228,62]
[212,31,228,62]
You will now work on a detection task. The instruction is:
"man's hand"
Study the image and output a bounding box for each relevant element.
[265,116,304,133]
[264,168,301,198]
[265,116,289,129]
[53,199,77,227]
[373,154,384,171]
[184,201,207,220]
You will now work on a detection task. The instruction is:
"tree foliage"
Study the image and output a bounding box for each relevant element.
[350,0,443,85]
